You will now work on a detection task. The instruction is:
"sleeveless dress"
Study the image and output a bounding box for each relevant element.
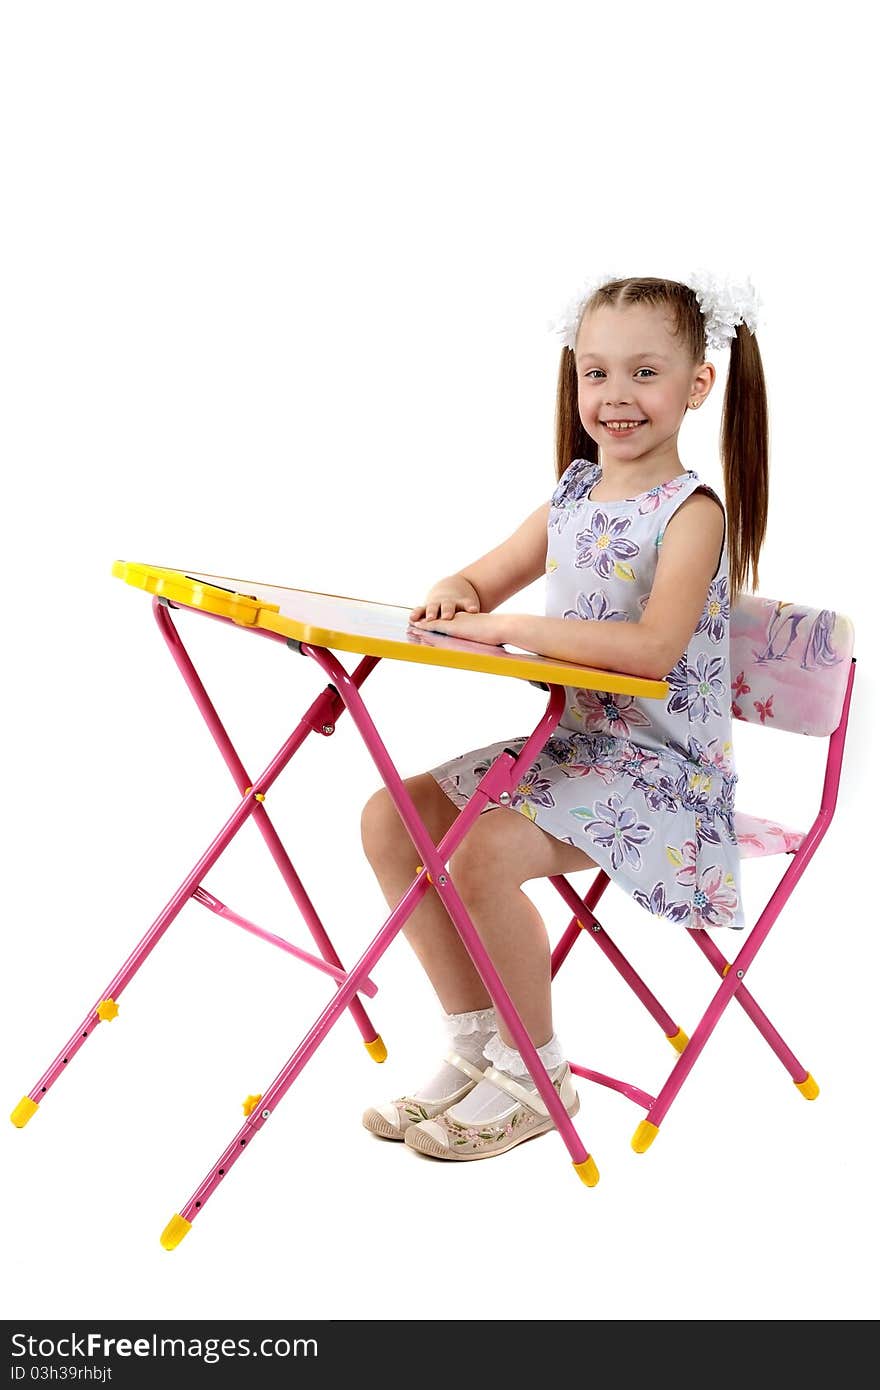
[427,457,746,931]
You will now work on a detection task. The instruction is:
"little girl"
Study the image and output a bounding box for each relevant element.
[360,272,769,1162]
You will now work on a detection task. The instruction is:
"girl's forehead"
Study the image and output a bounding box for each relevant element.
[577,302,681,355]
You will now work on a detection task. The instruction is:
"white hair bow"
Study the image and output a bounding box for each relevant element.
[548,268,763,353]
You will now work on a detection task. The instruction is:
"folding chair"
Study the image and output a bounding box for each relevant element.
[547,593,856,1153]
[9,562,671,1249]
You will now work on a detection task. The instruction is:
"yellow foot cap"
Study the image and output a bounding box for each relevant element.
[795,1072,820,1100]
[632,1119,659,1153]
[364,1035,387,1064]
[572,1156,600,1187]
[667,1027,689,1054]
[10,1097,38,1128]
[160,1214,192,1251]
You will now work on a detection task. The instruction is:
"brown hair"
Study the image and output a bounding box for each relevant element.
[553,276,769,603]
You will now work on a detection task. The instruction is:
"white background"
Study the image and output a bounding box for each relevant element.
[1,0,877,1325]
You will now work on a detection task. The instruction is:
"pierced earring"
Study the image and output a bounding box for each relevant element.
[690,400,701,408]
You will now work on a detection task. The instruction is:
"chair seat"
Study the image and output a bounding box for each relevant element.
[735,811,804,859]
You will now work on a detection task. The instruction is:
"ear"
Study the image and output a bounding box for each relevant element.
[691,359,716,404]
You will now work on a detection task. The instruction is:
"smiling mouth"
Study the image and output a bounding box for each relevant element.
[602,420,647,431]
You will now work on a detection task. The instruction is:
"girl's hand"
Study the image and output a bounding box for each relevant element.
[409,577,480,623]
[408,610,510,646]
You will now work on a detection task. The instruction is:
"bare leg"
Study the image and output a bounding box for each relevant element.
[360,774,490,1011]
[360,774,595,1047]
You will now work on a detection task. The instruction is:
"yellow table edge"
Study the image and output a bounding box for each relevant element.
[111,561,669,699]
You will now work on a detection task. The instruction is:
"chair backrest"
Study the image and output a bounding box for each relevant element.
[729,594,855,737]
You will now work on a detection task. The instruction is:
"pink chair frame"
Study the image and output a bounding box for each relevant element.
[551,592,857,1150]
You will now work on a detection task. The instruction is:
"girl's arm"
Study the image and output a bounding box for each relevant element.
[412,492,724,682]
[410,502,549,621]
[502,492,724,679]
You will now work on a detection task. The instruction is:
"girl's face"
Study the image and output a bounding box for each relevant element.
[575,302,712,464]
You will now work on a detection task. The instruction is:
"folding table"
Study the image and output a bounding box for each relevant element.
[10,562,669,1249]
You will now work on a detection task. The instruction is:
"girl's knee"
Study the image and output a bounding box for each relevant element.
[361,774,458,866]
[360,786,400,859]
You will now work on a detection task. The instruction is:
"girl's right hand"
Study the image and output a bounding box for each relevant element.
[409,576,481,623]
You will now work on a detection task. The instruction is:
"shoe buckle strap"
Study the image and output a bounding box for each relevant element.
[481,1064,549,1116]
[444,1050,488,1084]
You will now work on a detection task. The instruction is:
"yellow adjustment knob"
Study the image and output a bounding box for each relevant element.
[242,1094,263,1116]
[96,999,119,1022]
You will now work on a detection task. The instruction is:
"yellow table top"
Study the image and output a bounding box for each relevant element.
[112,561,668,699]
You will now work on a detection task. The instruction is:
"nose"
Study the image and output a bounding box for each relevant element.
[604,378,634,404]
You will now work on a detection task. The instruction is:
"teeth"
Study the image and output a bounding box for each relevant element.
[604,421,644,431]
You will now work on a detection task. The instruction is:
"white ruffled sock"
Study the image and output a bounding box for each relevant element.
[412,1006,497,1101]
[446,1030,566,1124]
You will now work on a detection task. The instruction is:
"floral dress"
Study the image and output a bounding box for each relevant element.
[428,457,746,931]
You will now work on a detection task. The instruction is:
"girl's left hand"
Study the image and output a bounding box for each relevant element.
[408,611,510,646]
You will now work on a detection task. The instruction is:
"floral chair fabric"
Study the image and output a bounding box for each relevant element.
[730,594,855,858]
[729,595,855,737]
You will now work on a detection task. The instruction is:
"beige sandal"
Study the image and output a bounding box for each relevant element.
[361,1052,488,1141]
[403,1062,578,1160]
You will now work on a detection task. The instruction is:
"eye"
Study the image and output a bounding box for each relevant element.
[581,368,657,379]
